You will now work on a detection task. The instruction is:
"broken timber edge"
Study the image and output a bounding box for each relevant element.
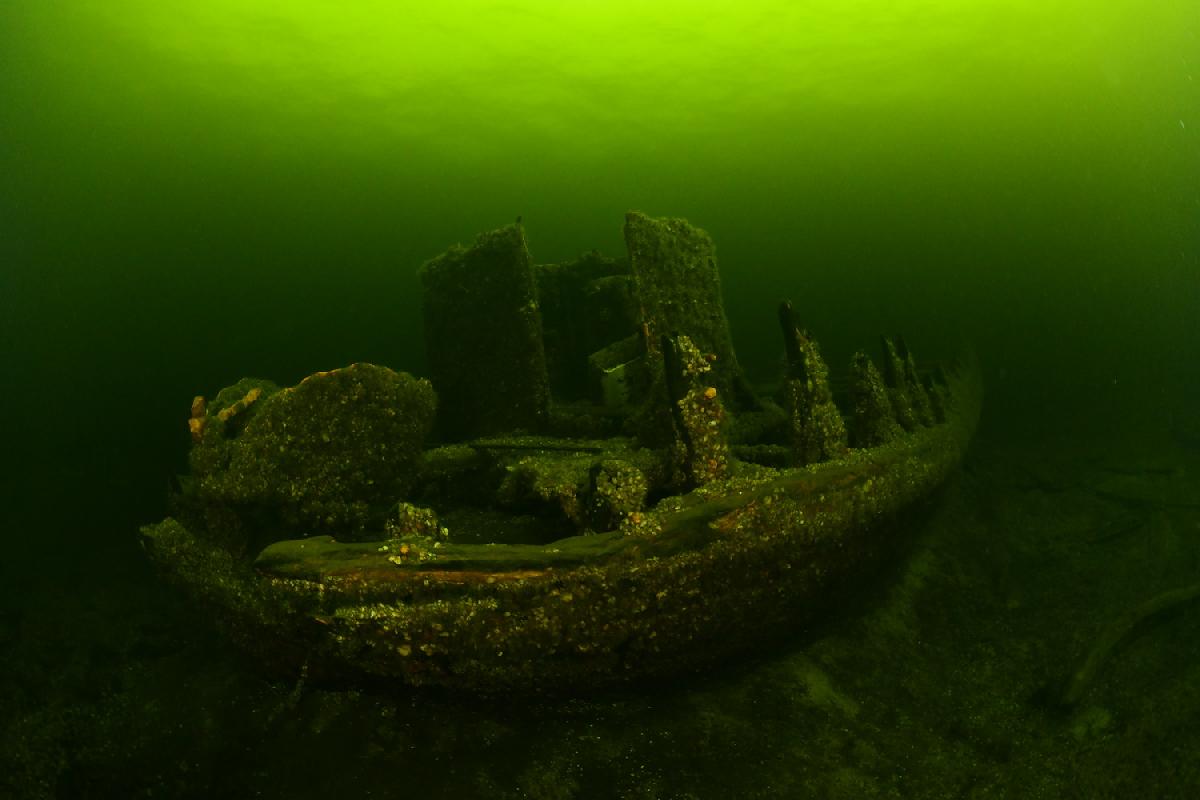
[141,357,980,694]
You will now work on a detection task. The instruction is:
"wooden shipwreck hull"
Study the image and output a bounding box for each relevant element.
[141,213,981,693]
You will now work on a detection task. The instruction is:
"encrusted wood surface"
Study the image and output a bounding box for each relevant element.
[146,360,981,692]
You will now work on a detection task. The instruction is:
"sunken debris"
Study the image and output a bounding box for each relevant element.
[142,212,980,694]
[847,351,904,448]
[880,336,922,431]
[778,300,848,465]
[419,222,550,439]
[181,364,435,545]
[662,332,731,486]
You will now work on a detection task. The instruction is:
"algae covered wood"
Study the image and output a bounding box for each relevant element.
[419,223,550,439]
[142,213,982,695]
[255,405,973,585]
[143,358,978,693]
[255,530,631,578]
[624,212,748,408]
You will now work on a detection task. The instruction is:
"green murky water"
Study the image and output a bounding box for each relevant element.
[1,1,1198,797]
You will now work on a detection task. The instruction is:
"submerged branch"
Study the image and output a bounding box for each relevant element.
[1059,582,1200,707]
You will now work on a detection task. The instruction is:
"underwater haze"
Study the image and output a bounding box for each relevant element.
[4,1,1197,408]
[2,0,1199,797]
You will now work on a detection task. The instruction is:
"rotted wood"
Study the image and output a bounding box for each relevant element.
[255,422,961,586]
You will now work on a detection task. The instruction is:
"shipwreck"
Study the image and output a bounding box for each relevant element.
[141,212,981,693]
